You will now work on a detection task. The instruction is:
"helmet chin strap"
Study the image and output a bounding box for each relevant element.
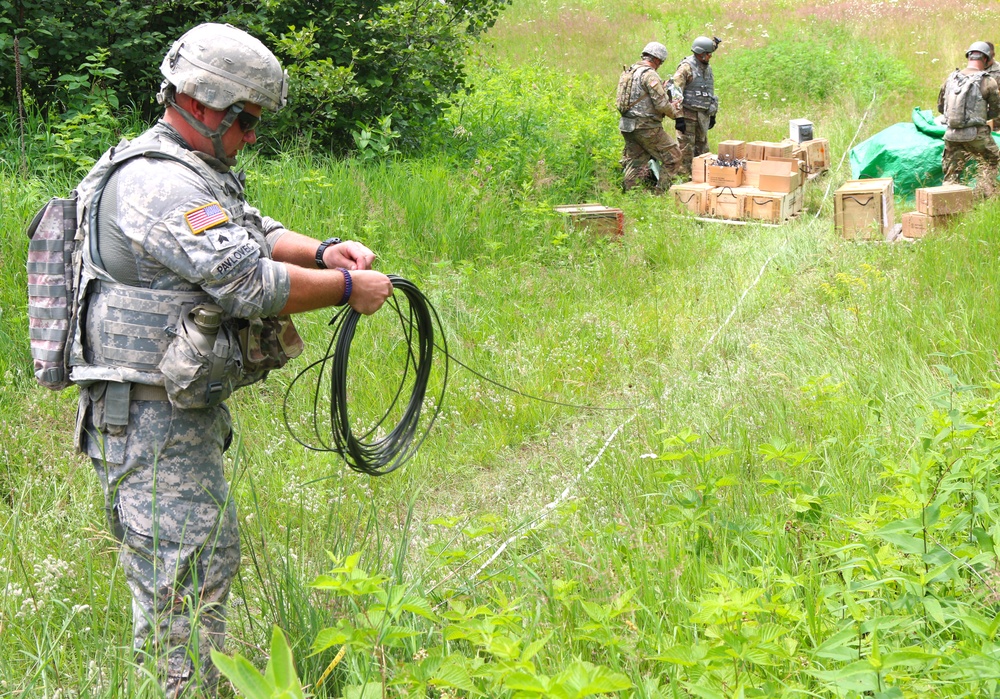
[165,93,244,167]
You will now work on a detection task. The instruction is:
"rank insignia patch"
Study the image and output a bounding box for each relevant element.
[184,202,229,235]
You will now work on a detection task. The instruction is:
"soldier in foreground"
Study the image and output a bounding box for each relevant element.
[71,23,393,695]
[938,41,1000,197]
[672,36,721,176]
[616,41,683,193]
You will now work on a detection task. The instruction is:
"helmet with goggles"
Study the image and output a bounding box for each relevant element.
[157,23,287,164]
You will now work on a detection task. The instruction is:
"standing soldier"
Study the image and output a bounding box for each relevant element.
[69,23,393,696]
[938,41,1000,197]
[673,36,721,177]
[616,41,683,193]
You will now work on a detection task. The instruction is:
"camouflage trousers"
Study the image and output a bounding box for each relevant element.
[621,125,683,192]
[82,386,239,697]
[943,134,1000,197]
[678,109,711,179]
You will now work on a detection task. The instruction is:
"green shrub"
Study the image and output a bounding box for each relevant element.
[0,0,512,153]
[718,25,914,105]
[431,60,621,202]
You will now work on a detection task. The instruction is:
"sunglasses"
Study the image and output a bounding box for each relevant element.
[234,110,260,133]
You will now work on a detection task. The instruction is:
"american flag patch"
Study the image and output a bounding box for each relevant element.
[184,202,229,235]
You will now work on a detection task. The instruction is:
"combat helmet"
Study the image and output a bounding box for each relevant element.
[692,36,719,55]
[966,41,993,59]
[641,42,668,62]
[157,23,288,164]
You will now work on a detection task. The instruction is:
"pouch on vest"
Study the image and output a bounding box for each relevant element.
[237,316,304,379]
[26,195,79,390]
[159,303,243,409]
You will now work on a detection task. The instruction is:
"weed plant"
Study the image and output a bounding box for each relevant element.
[8,1,1000,698]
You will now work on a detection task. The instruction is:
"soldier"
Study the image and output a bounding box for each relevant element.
[616,41,683,193]
[938,41,1000,197]
[70,23,394,696]
[673,36,721,177]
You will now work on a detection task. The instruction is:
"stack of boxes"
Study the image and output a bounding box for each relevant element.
[670,137,823,223]
[901,184,973,238]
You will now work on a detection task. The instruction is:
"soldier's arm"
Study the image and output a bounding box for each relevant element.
[984,77,1000,122]
[271,230,376,271]
[644,71,676,118]
[672,62,691,92]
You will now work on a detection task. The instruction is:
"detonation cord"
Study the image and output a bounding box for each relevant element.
[283,275,632,477]
[437,88,885,596]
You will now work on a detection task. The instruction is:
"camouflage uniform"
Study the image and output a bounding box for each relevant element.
[619,62,683,192]
[75,121,291,696]
[938,68,1000,196]
[672,57,717,177]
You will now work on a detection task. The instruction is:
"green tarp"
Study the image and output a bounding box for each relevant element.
[849,108,1000,197]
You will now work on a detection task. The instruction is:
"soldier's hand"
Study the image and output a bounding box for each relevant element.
[324,240,377,270]
[675,117,686,134]
[348,270,394,315]
[709,114,717,130]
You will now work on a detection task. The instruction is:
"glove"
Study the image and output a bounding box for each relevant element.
[675,117,686,134]
[709,114,717,130]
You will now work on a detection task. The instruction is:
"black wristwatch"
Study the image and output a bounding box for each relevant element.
[315,237,342,269]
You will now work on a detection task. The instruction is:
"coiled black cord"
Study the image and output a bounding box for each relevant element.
[283,275,447,476]
[283,275,633,477]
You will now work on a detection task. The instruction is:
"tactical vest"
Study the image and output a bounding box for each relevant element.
[68,129,262,390]
[680,56,716,113]
[943,70,988,139]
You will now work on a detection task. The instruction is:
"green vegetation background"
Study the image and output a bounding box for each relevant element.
[6,0,1000,697]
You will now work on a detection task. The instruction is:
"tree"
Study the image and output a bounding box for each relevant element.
[0,0,511,152]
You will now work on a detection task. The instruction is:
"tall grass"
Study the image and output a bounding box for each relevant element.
[7,1,1000,697]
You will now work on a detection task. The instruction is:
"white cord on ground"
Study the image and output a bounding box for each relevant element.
[456,90,882,589]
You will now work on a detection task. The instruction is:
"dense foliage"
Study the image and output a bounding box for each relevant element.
[0,0,510,151]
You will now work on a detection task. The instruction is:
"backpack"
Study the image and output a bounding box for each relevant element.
[25,146,194,390]
[26,195,80,389]
[615,64,650,115]
[944,70,988,130]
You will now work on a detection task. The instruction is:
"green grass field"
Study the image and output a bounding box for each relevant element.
[7,0,1000,697]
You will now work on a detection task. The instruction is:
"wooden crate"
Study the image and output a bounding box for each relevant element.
[669,182,715,215]
[709,186,754,220]
[915,184,974,216]
[746,190,793,223]
[834,178,894,240]
[553,204,624,236]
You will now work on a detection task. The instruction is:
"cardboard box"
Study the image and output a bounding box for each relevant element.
[902,211,955,238]
[789,119,815,143]
[692,152,715,183]
[709,186,753,220]
[744,160,762,188]
[799,138,831,172]
[746,190,792,223]
[834,178,894,240]
[758,160,801,193]
[764,142,795,160]
[769,156,807,179]
[669,182,715,215]
[707,163,744,187]
[915,184,974,216]
[745,141,769,161]
[718,140,747,160]
[553,204,624,237]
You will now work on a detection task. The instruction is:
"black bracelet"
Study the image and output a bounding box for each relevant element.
[315,237,342,269]
[337,268,353,306]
